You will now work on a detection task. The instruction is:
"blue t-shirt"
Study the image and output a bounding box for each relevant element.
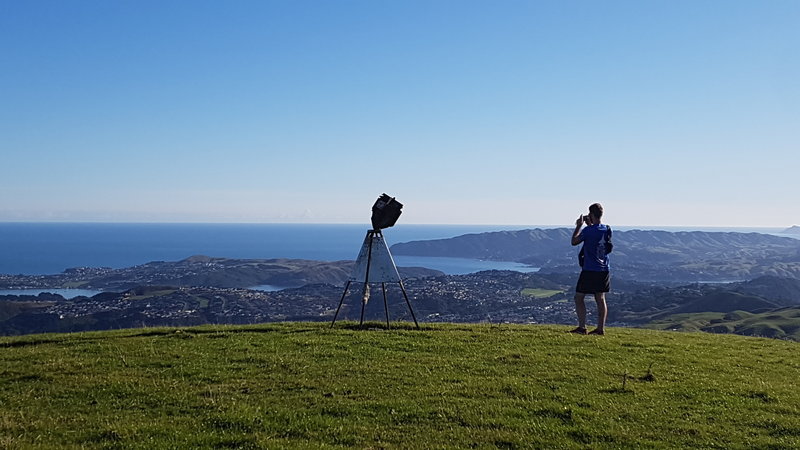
[579,224,610,272]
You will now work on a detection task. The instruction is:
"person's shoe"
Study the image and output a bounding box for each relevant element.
[588,328,605,336]
[569,327,588,335]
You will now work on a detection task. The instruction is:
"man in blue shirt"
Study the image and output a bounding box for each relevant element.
[570,203,611,335]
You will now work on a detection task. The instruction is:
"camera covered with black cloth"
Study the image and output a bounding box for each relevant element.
[371,194,403,231]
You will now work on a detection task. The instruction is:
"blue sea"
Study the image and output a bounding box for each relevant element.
[0,223,793,285]
[0,223,540,277]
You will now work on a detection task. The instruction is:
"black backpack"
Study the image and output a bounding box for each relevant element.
[578,226,613,267]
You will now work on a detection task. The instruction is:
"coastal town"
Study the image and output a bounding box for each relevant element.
[3,225,800,338]
[0,270,583,335]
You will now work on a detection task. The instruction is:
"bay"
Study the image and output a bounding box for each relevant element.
[0,223,791,277]
[394,256,538,275]
[0,223,532,276]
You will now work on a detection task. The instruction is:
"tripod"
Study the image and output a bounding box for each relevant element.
[330,229,420,329]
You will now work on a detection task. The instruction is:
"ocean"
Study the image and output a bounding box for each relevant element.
[0,222,793,278]
[0,223,539,276]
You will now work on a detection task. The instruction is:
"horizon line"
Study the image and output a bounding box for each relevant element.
[0,221,795,230]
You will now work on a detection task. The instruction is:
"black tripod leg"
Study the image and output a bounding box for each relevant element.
[331,280,351,328]
[398,280,419,329]
[360,232,374,329]
[382,282,390,329]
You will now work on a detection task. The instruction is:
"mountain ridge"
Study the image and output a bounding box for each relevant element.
[391,228,800,282]
[783,225,800,234]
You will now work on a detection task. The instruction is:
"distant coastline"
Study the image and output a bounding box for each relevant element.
[0,223,538,276]
[0,222,795,276]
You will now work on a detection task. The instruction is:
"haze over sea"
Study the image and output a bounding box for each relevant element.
[0,223,794,277]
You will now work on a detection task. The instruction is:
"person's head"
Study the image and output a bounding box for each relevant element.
[588,203,603,223]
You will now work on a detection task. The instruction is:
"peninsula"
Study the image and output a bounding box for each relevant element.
[391,228,800,282]
[0,255,442,291]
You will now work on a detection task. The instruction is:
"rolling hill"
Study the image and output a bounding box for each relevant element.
[1,323,797,448]
[645,308,800,340]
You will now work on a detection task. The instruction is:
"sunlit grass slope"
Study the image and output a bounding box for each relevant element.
[1,323,799,448]
[644,308,800,341]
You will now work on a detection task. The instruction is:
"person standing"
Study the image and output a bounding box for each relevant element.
[570,203,611,335]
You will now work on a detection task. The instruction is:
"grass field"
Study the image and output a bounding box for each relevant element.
[1,322,799,448]
[645,308,800,341]
[521,288,564,299]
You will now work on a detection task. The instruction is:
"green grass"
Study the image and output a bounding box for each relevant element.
[125,289,178,301]
[1,323,799,448]
[644,312,728,332]
[521,288,564,298]
[646,308,800,341]
[193,295,211,308]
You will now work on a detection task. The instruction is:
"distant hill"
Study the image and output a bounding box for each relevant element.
[783,225,800,234]
[645,307,800,340]
[0,256,443,291]
[391,228,800,282]
[733,276,800,305]
[655,291,778,316]
[391,228,573,265]
[610,273,800,321]
[612,283,784,322]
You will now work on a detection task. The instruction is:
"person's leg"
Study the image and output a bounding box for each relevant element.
[573,293,587,332]
[592,292,607,333]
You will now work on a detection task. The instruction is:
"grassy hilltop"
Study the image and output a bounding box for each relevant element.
[1,323,799,448]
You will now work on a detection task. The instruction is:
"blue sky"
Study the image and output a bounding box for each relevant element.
[2,1,798,227]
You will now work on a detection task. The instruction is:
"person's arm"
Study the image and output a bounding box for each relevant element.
[571,216,584,246]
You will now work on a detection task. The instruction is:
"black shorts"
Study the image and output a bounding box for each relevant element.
[576,270,610,294]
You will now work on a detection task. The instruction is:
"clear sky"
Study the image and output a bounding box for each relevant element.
[2,1,798,227]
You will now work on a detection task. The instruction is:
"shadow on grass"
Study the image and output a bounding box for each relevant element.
[127,324,319,338]
[0,337,69,348]
[531,407,575,424]
[329,321,559,334]
[0,324,302,347]
[329,321,422,332]
[600,387,635,395]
